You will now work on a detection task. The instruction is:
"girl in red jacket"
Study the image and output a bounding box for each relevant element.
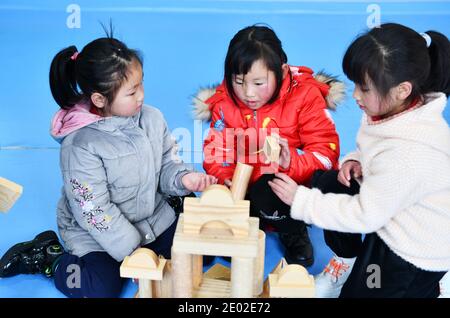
[193,25,345,266]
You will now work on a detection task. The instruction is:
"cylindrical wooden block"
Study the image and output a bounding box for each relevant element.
[253,230,265,296]
[171,248,193,297]
[192,255,203,289]
[153,281,161,298]
[160,261,173,298]
[138,279,152,298]
[230,162,254,201]
[231,257,254,298]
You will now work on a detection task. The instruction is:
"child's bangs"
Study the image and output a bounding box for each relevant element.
[343,38,373,88]
[231,44,262,76]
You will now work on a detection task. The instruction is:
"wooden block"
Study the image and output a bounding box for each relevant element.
[138,279,152,298]
[268,260,315,298]
[0,177,23,213]
[200,278,231,289]
[230,162,254,201]
[253,230,265,296]
[153,259,172,298]
[160,259,173,298]
[192,255,203,289]
[259,259,286,298]
[231,257,255,297]
[200,184,234,205]
[173,233,259,257]
[204,263,231,281]
[194,278,231,298]
[120,248,166,280]
[171,249,193,298]
[183,185,251,237]
[262,136,281,163]
[173,215,260,258]
[170,214,262,299]
[260,278,271,298]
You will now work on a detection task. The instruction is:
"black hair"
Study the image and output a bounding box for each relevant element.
[224,25,288,105]
[49,29,143,110]
[343,23,450,105]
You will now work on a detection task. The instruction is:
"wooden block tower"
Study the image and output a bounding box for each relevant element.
[171,162,265,298]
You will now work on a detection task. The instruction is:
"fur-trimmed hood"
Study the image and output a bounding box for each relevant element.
[192,67,345,121]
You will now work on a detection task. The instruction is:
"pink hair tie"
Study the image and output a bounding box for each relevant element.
[70,52,79,61]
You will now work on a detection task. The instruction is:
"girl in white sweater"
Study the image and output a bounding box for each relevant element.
[269,23,450,298]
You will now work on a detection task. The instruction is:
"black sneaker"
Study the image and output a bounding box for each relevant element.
[279,225,314,267]
[0,230,64,278]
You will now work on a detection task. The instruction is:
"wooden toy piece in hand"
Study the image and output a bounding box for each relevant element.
[0,177,23,213]
[262,135,281,164]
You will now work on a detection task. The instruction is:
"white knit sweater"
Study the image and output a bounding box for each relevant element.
[291,93,450,271]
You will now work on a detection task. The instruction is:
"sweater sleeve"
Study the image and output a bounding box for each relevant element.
[340,150,361,168]
[290,148,425,233]
[283,86,340,184]
[203,104,236,184]
[61,145,141,262]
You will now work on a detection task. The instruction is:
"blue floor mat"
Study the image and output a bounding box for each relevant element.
[1,0,448,297]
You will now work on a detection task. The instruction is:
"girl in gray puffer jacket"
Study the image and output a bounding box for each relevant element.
[0,34,216,298]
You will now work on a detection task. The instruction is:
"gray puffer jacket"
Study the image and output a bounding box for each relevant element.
[51,104,192,261]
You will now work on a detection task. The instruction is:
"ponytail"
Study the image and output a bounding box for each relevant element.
[423,31,450,97]
[49,45,83,109]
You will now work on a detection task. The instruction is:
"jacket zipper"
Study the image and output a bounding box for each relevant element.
[123,128,143,220]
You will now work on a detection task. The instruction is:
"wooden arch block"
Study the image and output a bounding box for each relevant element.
[120,248,166,280]
[268,259,315,298]
[200,185,234,206]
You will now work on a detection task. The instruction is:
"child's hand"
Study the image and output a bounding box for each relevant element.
[182,172,217,192]
[268,173,298,206]
[224,179,232,188]
[264,134,290,169]
[338,160,362,187]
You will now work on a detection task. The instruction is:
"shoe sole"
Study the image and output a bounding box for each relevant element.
[0,231,60,277]
[284,254,314,268]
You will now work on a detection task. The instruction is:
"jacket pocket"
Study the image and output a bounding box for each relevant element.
[105,153,140,203]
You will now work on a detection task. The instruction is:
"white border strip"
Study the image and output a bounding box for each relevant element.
[194,0,450,2]
[1,5,450,15]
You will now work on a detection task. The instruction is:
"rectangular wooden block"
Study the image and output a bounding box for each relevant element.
[263,136,281,163]
[120,258,166,280]
[193,278,231,298]
[183,197,250,237]
[173,215,260,258]
[268,279,315,298]
[0,177,23,213]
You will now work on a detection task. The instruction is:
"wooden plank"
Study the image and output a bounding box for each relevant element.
[0,177,23,213]
[173,216,260,258]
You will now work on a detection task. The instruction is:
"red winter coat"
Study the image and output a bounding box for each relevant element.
[194,66,344,186]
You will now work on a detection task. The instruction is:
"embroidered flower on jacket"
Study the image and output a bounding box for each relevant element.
[70,178,110,232]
